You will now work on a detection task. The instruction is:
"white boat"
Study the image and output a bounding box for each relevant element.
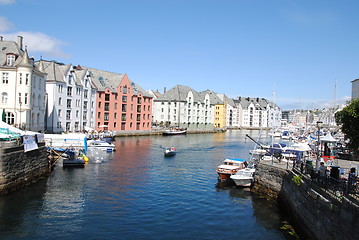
[164,147,177,157]
[162,129,187,136]
[216,158,247,180]
[87,139,116,151]
[230,168,256,187]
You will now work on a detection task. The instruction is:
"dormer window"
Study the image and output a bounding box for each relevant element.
[6,54,15,66]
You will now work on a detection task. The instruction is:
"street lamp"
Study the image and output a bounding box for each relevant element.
[316,121,323,170]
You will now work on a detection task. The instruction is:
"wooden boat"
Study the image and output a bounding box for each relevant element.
[216,158,246,180]
[164,147,177,157]
[162,129,187,136]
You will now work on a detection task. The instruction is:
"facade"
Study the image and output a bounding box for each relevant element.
[234,97,281,129]
[0,36,46,132]
[36,61,97,133]
[352,78,359,99]
[152,85,216,130]
[88,68,152,131]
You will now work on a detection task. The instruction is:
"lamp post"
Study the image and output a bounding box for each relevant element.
[316,121,323,170]
[19,101,22,129]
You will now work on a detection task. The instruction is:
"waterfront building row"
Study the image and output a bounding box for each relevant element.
[1,35,281,133]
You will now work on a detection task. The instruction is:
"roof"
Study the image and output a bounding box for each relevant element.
[156,85,203,102]
[0,38,34,69]
[87,67,152,97]
[199,90,223,104]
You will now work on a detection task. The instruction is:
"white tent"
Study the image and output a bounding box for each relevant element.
[320,132,337,142]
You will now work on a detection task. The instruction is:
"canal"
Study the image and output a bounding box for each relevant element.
[0,130,298,239]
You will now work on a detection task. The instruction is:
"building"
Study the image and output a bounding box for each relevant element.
[36,61,97,133]
[88,68,152,131]
[152,85,216,130]
[352,78,359,99]
[0,36,46,132]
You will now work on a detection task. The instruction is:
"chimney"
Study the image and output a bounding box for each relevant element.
[164,87,166,93]
[17,36,23,50]
[0,36,3,41]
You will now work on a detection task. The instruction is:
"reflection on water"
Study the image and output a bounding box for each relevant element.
[0,130,298,240]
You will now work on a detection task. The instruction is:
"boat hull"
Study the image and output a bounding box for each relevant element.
[231,177,253,187]
[63,158,85,168]
[162,130,187,136]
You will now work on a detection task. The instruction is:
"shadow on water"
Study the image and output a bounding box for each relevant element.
[0,178,47,234]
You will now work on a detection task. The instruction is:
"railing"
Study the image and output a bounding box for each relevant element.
[292,164,359,203]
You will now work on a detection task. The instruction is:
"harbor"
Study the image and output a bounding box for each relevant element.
[0,130,305,240]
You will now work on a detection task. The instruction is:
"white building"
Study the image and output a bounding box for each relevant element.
[36,60,97,133]
[352,78,359,99]
[152,85,216,130]
[0,36,46,132]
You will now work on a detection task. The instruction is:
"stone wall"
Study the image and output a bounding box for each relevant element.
[253,163,359,240]
[0,144,50,195]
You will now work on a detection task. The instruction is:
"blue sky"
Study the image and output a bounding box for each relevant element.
[1,0,358,110]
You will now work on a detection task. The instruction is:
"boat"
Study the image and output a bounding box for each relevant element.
[230,168,256,187]
[62,151,86,168]
[216,158,247,180]
[164,147,177,157]
[87,139,116,152]
[162,129,187,136]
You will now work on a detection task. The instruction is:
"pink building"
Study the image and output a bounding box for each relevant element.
[89,68,152,131]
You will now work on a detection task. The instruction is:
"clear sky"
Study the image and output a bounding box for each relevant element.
[0,0,358,110]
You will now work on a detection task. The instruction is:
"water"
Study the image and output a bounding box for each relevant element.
[0,130,297,240]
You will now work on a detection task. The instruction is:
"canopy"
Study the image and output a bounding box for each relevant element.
[320,132,337,142]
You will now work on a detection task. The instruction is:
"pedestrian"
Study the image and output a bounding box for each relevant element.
[318,162,326,177]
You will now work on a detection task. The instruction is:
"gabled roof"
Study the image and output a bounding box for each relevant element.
[156,85,202,102]
[87,67,152,97]
[199,89,223,104]
[0,38,34,69]
[35,60,66,83]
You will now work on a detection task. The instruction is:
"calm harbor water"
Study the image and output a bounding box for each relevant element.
[0,130,298,240]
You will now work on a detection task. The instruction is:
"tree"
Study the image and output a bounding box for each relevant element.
[335,99,359,153]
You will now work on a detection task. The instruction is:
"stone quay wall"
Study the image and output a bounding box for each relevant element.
[0,144,50,195]
[252,162,359,240]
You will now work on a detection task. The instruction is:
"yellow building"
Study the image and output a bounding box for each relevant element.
[214,102,226,128]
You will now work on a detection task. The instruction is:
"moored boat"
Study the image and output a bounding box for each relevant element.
[87,139,116,152]
[230,168,256,187]
[216,158,247,180]
[162,129,187,136]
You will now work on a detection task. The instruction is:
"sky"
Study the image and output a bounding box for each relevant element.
[0,0,358,110]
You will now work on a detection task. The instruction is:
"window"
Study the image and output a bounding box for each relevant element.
[6,54,15,66]
[121,113,126,121]
[2,73,9,84]
[114,103,117,109]
[84,90,88,98]
[6,112,14,125]
[25,74,29,85]
[25,93,28,104]
[122,96,127,102]
[76,87,81,95]
[58,85,63,93]
[137,98,142,104]
[67,87,72,96]
[98,102,101,108]
[114,113,117,119]
[18,93,22,104]
[105,94,110,101]
[98,112,101,119]
[83,111,87,120]
[58,109,61,117]
[123,86,127,94]
[68,75,72,85]
[1,92,8,103]
[19,73,22,84]
[57,121,61,128]
[76,110,79,118]
[58,97,62,105]
[104,113,109,121]
[84,101,88,109]
[104,102,109,111]
[122,104,127,112]
[66,110,71,120]
[67,99,72,108]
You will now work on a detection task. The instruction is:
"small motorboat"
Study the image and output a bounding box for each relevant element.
[164,147,177,157]
[87,139,116,152]
[230,168,256,187]
[62,152,86,168]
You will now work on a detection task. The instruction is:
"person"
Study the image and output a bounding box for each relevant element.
[317,162,327,183]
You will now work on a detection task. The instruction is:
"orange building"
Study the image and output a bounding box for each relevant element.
[89,68,152,131]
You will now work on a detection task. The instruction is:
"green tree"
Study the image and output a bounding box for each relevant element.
[335,99,359,153]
